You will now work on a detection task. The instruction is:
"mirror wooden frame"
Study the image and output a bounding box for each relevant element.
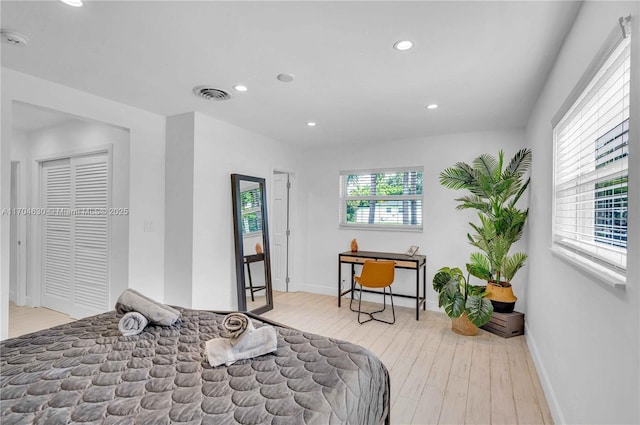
[231,174,273,314]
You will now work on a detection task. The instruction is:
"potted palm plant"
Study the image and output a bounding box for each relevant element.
[432,266,493,335]
[439,148,531,313]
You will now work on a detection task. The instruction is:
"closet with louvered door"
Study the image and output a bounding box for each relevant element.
[41,153,110,319]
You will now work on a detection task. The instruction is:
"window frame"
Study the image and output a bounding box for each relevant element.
[339,166,424,232]
[550,18,631,287]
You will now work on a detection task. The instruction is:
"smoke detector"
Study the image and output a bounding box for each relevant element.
[193,86,232,101]
[1,30,29,47]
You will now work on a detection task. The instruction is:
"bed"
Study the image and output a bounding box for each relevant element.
[1,308,390,424]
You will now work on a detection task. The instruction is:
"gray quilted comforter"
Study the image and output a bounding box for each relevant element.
[1,308,390,424]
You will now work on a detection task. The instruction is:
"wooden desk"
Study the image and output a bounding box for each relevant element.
[338,250,427,320]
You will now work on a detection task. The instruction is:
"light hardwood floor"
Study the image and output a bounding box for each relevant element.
[263,291,553,425]
[8,301,75,338]
[8,293,552,425]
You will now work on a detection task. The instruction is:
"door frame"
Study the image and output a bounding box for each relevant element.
[9,160,26,305]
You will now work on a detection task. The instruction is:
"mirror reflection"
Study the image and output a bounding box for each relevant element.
[231,174,273,314]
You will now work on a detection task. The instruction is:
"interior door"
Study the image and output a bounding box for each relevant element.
[272,172,289,292]
[41,153,110,318]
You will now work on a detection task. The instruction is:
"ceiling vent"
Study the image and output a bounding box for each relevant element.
[193,86,232,101]
[1,29,29,47]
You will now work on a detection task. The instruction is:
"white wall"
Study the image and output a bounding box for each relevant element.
[295,129,529,310]
[164,112,299,311]
[14,119,130,310]
[0,68,166,339]
[524,2,640,424]
[164,113,195,308]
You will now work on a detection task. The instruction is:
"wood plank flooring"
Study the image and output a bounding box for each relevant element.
[264,291,553,425]
[8,301,74,338]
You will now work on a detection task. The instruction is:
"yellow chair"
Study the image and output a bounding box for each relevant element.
[350,260,396,324]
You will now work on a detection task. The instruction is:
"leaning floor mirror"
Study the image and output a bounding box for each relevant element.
[231,174,273,314]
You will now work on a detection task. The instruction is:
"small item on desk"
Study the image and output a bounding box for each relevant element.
[407,245,419,256]
[255,243,262,254]
[350,238,359,252]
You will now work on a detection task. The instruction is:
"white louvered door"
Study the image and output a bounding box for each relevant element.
[42,153,110,318]
[42,159,73,313]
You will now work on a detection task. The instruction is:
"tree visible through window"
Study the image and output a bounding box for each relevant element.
[340,168,423,230]
[240,186,262,234]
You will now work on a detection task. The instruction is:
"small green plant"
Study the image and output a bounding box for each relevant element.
[432,266,494,327]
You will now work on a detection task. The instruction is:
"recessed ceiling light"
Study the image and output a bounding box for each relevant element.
[233,85,248,92]
[277,73,295,83]
[60,0,83,7]
[393,40,413,51]
[306,122,316,127]
[426,104,439,109]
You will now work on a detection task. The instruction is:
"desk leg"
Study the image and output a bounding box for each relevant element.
[422,264,427,311]
[415,267,420,320]
[246,263,255,302]
[338,259,342,307]
[351,264,355,300]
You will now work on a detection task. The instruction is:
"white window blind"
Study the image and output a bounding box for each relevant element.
[339,167,423,230]
[552,18,630,281]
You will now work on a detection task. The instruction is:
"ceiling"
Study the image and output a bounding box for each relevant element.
[1,1,581,147]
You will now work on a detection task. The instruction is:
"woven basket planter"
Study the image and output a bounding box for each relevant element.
[451,312,478,336]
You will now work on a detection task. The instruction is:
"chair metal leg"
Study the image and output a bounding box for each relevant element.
[351,284,396,325]
[357,284,374,324]
[370,286,395,324]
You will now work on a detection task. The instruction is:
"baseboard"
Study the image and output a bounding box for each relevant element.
[293,283,336,297]
[291,283,441,312]
[524,324,566,425]
[9,290,16,304]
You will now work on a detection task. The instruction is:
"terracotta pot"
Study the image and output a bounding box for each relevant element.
[486,281,517,313]
[452,312,478,336]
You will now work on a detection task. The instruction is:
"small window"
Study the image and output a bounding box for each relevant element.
[339,167,423,231]
[240,185,262,235]
[552,18,630,284]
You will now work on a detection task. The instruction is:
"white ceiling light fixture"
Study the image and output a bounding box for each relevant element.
[306,122,316,127]
[0,29,29,47]
[59,0,84,7]
[393,40,413,51]
[426,104,439,109]
[233,85,248,92]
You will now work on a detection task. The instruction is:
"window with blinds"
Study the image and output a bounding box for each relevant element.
[240,185,263,234]
[552,18,631,284]
[339,167,423,230]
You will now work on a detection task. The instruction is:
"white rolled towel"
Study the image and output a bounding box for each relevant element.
[115,288,180,326]
[222,313,254,346]
[118,312,149,336]
[206,319,278,367]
